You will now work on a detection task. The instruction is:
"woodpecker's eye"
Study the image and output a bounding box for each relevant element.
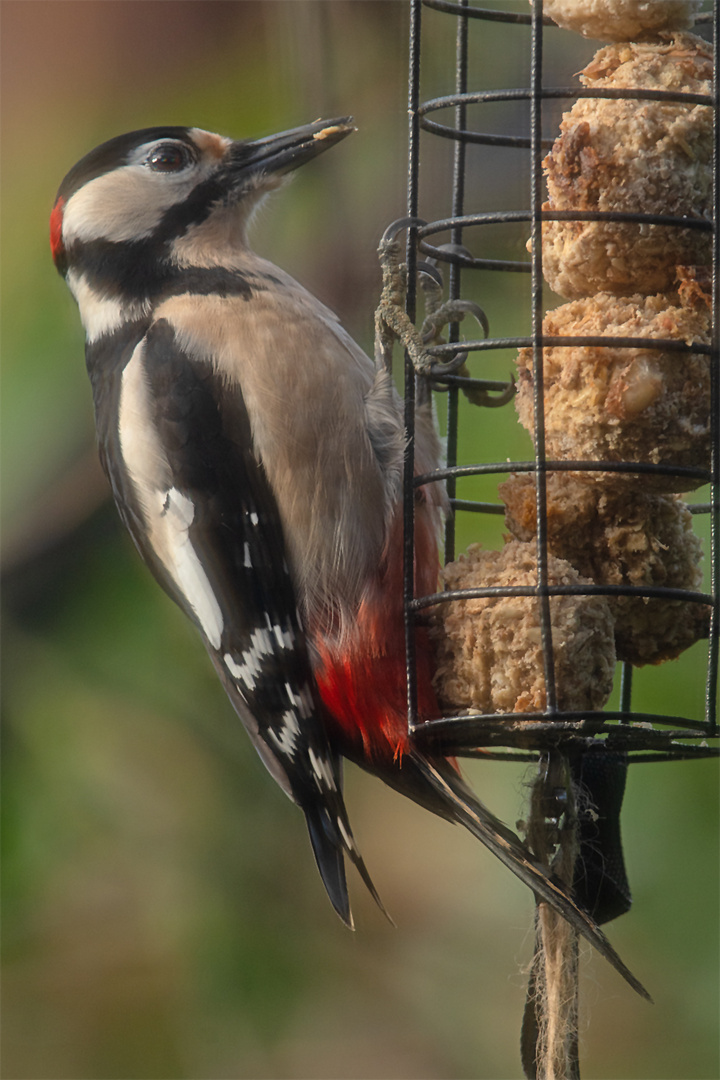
[146,143,193,172]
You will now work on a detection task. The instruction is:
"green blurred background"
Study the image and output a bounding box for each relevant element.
[2,2,717,1077]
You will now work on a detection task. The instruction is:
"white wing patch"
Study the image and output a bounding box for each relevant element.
[223,625,274,690]
[224,651,257,689]
[308,746,337,791]
[267,710,301,755]
[273,623,294,650]
[284,682,315,720]
[160,489,224,649]
[119,344,224,649]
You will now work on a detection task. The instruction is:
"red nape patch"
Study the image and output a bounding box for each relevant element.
[49,198,64,264]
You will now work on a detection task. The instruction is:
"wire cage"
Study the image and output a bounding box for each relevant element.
[399,0,718,765]
[393,5,718,1071]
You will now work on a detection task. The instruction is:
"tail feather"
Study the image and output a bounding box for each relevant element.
[304,802,353,927]
[407,754,651,1001]
[304,798,391,929]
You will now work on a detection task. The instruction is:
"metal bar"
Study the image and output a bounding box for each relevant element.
[410,582,714,610]
[404,0,424,731]
[422,0,553,23]
[419,210,714,231]
[706,0,720,734]
[442,0,470,565]
[422,0,713,25]
[424,334,715,354]
[419,86,715,112]
[415,459,713,484]
[530,2,556,714]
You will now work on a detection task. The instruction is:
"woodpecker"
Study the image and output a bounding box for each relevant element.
[51,120,646,995]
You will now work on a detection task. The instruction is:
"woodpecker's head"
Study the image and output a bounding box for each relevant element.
[50,119,354,306]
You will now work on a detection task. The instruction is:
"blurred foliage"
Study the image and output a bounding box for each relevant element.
[2,2,717,1078]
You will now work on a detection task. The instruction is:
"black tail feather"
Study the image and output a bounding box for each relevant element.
[408,754,651,1001]
[306,742,649,1000]
[304,802,353,927]
[304,799,391,929]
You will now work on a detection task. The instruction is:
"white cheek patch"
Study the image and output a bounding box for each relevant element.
[64,168,177,244]
[67,270,150,342]
[63,162,204,246]
[119,344,224,649]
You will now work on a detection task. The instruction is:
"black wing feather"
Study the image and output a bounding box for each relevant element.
[93,315,381,924]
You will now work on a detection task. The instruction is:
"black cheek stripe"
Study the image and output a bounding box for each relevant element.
[67,239,257,306]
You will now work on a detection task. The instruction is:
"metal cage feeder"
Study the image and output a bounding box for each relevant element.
[398,0,718,763]
[390,4,718,1075]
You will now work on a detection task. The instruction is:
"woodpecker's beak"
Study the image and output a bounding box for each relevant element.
[229,117,355,180]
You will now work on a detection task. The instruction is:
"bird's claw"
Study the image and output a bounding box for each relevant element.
[375,228,515,411]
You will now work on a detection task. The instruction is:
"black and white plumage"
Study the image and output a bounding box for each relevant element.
[51,120,647,997]
[52,120,385,926]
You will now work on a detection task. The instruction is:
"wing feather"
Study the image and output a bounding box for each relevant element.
[100,314,381,921]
